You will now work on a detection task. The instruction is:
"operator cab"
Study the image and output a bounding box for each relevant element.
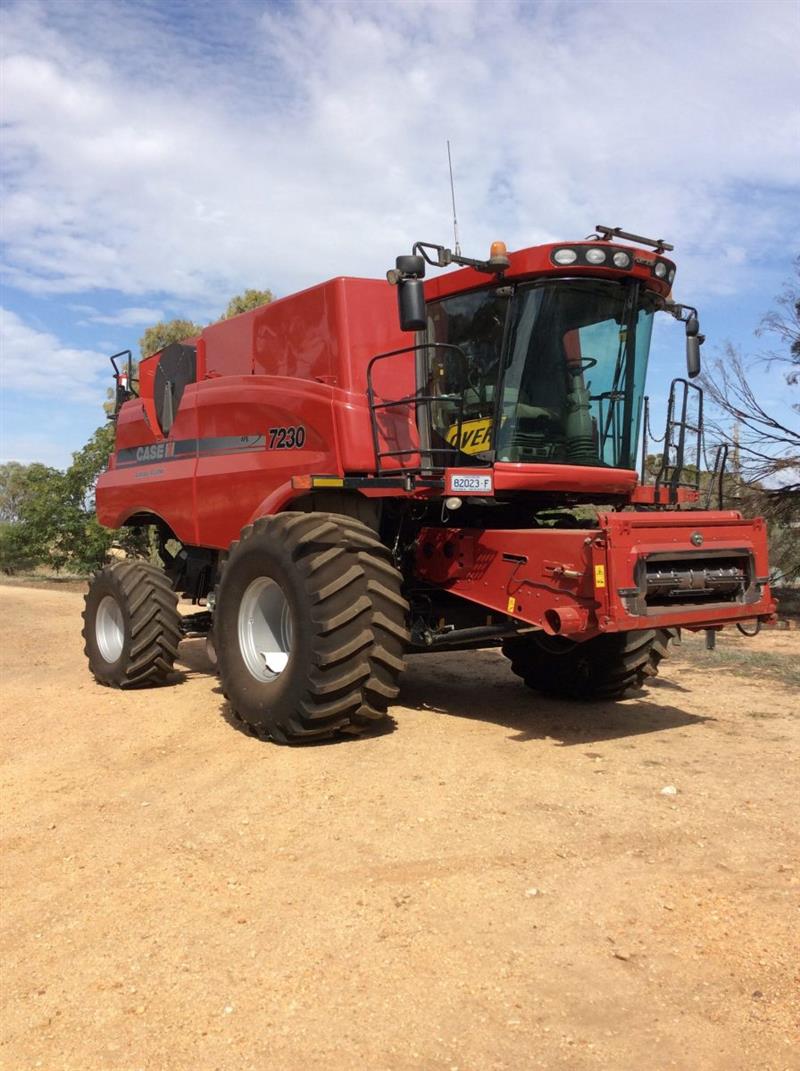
[386,227,705,477]
[424,278,657,471]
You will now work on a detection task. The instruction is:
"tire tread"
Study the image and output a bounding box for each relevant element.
[216,512,409,742]
[502,627,674,701]
[83,560,181,688]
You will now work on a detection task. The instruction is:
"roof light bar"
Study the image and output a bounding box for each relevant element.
[549,244,675,285]
[592,225,674,253]
[552,248,578,265]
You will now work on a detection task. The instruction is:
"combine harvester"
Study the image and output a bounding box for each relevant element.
[84,226,775,741]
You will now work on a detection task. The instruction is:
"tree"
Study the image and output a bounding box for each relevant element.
[701,263,800,580]
[2,287,275,574]
[0,462,67,572]
[139,318,203,359]
[0,429,146,575]
[222,288,274,319]
[0,461,38,523]
[701,346,799,490]
[756,256,800,386]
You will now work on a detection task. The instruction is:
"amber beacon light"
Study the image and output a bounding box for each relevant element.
[489,240,510,269]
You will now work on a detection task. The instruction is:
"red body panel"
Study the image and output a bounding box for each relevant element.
[193,377,336,545]
[595,510,773,629]
[415,511,775,636]
[415,525,599,634]
[114,397,160,451]
[98,277,410,546]
[492,462,638,496]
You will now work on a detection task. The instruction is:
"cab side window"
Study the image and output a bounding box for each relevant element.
[153,343,197,435]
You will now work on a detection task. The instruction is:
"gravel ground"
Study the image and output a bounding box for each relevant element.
[1,583,798,1071]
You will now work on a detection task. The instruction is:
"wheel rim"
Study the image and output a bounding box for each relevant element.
[96,595,125,663]
[238,576,293,682]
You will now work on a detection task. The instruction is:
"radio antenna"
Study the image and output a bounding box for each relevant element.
[447,139,461,256]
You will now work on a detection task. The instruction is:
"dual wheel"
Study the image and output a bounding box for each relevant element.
[83,513,410,743]
[502,627,674,700]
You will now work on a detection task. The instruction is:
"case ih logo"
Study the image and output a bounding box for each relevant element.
[136,442,175,462]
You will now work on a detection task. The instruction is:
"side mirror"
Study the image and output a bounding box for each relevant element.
[685,315,702,378]
[396,254,425,277]
[397,277,426,333]
[388,254,426,332]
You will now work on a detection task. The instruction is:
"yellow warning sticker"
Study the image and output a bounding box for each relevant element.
[446,416,493,455]
[594,564,606,589]
[507,596,516,614]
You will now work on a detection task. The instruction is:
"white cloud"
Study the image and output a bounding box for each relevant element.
[85,306,165,327]
[0,0,797,313]
[0,306,106,401]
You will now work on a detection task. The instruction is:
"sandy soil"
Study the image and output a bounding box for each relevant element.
[1,584,797,1071]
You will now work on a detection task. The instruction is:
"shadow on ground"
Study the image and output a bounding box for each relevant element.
[399,654,712,745]
[177,638,710,747]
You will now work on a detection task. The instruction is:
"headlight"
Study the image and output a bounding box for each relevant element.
[585,247,607,265]
[668,268,675,284]
[552,248,578,265]
[612,250,632,268]
[654,262,667,278]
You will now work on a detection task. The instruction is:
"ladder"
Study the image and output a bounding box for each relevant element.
[655,378,704,496]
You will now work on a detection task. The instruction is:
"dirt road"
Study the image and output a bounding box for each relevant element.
[1,584,797,1070]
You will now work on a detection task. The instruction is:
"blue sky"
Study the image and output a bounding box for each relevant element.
[1,0,798,468]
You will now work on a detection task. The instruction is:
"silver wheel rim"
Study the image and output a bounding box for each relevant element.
[238,576,293,682]
[96,595,125,663]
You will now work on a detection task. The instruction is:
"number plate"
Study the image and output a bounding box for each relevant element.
[447,472,493,495]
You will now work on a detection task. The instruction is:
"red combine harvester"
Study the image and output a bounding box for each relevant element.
[85,226,775,742]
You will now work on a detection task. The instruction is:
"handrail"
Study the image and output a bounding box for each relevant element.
[654,378,704,496]
[109,349,136,417]
[366,342,470,474]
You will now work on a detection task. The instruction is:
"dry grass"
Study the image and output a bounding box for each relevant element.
[676,627,800,690]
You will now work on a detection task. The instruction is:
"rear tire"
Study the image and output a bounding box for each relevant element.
[83,560,181,687]
[502,628,674,701]
[215,512,409,743]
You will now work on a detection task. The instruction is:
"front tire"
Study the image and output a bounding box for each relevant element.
[83,561,181,687]
[215,513,409,743]
[502,628,674,701]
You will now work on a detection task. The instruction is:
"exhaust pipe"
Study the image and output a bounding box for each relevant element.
[542,606,588,636]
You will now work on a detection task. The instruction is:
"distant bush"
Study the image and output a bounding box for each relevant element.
[0,428,146,575]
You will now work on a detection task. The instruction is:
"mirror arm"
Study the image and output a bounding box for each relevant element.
[412,240,507,276]
[663,301,704,379]
[663,300,699,325]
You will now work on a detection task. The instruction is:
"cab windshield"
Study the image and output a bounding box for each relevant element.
[423,279,656,470]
